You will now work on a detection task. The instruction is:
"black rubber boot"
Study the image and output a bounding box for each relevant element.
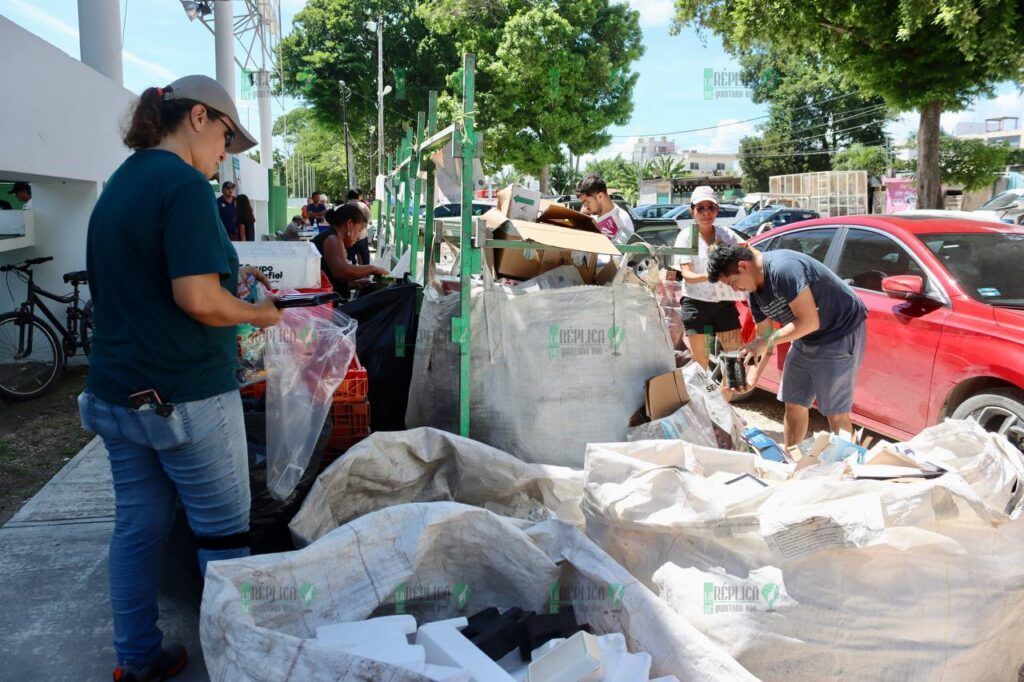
[112,644,187,681]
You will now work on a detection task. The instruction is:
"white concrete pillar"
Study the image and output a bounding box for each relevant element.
[214,0,235,98]
[256,71,273,170]
[77,0,123,86]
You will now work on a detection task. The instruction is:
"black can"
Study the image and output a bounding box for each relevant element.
[723,353,747,390]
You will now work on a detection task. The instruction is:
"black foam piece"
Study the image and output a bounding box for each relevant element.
[517,605,586,661]
[466,607,532,661]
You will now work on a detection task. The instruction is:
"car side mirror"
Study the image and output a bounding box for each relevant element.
[882,275,925,299]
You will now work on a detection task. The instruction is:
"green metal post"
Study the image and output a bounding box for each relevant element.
[399,128,414,257]
[454,54,476,437]
[395,132,408,257]
[383,153,394,249]
[408,111,426,282]
[422,91,438,282]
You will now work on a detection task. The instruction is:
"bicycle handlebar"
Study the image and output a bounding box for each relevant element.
[0,256,53,272]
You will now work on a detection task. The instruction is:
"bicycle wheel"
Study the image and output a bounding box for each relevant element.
[0,312,65,401]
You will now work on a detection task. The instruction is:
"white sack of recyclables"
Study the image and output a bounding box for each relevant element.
[289,427,585,548]
[582,419,1024,681]
[405,280,675,468]
[201,502,755,681]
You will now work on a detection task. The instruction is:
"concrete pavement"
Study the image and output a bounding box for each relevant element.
[1,437,209,681]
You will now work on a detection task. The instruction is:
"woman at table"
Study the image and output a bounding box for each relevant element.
[312,203,388,298]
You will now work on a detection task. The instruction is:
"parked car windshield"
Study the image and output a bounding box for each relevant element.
[662,205,690,220]
[733,208,777,231]
[922,232,1024,306]
[979,191,1023,211]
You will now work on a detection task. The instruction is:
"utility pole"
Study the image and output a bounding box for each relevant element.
[339,80,356,191]
[377,15,385,177]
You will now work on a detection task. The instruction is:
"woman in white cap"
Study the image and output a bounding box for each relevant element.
[671,185,745,370]
[80,75,282,681]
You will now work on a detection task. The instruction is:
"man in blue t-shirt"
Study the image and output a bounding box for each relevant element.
[306,190,328,232]
[708,245,868,446]
[216,180,238,240]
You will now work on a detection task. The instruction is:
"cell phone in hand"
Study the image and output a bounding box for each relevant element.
[273,292,341,308]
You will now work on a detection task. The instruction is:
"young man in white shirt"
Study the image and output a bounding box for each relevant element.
[670,185,745,369]
[576,174,634,245]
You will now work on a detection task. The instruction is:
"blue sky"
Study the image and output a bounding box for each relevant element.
[2,0,1020,163]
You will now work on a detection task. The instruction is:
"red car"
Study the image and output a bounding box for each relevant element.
[739,215,1024,450]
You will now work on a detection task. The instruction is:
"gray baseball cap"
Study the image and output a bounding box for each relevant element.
[163,74,258,153]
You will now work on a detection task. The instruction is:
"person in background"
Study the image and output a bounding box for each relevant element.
[306,190,328,232]
[281,214,304,241]
[9,181,32,209]
[708,244,868,446]
[236,193,255,241]
[216,181,238,240]
[80,74,282,681]
[346,197,372,266]
[670,186,745,370]
[312,204,388,298]
[576,174,633,245]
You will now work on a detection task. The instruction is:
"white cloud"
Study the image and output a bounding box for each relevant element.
[699,119,756,153]
[4,0,175,81]
[629,0,674,28]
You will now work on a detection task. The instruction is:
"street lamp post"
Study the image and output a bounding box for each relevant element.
[339,80,355,191]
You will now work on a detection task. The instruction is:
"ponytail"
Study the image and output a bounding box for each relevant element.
[121,86,197,150]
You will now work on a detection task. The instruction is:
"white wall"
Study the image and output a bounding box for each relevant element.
[0,16,133,313]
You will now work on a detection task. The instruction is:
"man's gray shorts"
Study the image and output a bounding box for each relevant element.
[778,322,867,415]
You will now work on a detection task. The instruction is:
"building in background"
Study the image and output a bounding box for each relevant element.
[676,149,740,176]
[631,136,677,163]
[954,117,1023,148]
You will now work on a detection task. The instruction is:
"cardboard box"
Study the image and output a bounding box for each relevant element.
[497,184,543,221]
[644,368,690,420]
[483,206,618,283]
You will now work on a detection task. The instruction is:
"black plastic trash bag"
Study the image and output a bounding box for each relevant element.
[340,282,420,431]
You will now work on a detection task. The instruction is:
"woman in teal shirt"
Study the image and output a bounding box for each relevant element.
[80,75,282,681]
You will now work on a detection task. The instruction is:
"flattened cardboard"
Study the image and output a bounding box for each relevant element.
[644,368,690,420]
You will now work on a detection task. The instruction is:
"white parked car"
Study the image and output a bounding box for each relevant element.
[972,188,1024,225]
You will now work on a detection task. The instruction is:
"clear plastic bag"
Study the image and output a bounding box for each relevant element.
[264,299,357,500]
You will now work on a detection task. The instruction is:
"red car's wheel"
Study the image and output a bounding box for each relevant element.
[951,388,1024,453]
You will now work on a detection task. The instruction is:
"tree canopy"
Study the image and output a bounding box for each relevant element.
[278,0,644,190]
[673,0,1024,207]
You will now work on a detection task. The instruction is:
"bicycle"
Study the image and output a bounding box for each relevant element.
[0,256,94,401]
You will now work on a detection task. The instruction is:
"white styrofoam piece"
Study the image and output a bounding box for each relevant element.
[416,619,515,682]
[528,631,603,682]
[649,677,680,682]
[337,642,426,673]
[422,616,470,631]
[601,651,650,682]
[496,649,530,681]
[423,663,473,682]
[315,614,417,649]
[530,638,565,661]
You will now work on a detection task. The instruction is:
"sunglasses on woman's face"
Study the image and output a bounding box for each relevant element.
[208,111,235,148]
[694,204,718,214]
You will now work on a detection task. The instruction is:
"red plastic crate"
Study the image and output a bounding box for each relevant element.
[335,356,368,404]
[328,399,370,452]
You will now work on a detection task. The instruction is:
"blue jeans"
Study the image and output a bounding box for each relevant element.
[77,389,250,668]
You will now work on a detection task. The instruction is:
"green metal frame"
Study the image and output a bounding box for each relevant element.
[380,53,698,438]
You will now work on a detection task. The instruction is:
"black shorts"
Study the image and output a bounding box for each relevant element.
[680,297,741,336]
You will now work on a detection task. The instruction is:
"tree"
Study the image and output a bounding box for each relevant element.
[584,155,641,203]
[897,135,1009,191]
[674,0,1024,208]
[418,0,644,190]
[272,108,350,199]
[646,155,685,179]
[734,46,892,191]
[278,0,460,188]
[549,159,583,195]
[490,167,525,188]
[833,144,890,178]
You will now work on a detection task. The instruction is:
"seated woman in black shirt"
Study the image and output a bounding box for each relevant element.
[311,204,388,297]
